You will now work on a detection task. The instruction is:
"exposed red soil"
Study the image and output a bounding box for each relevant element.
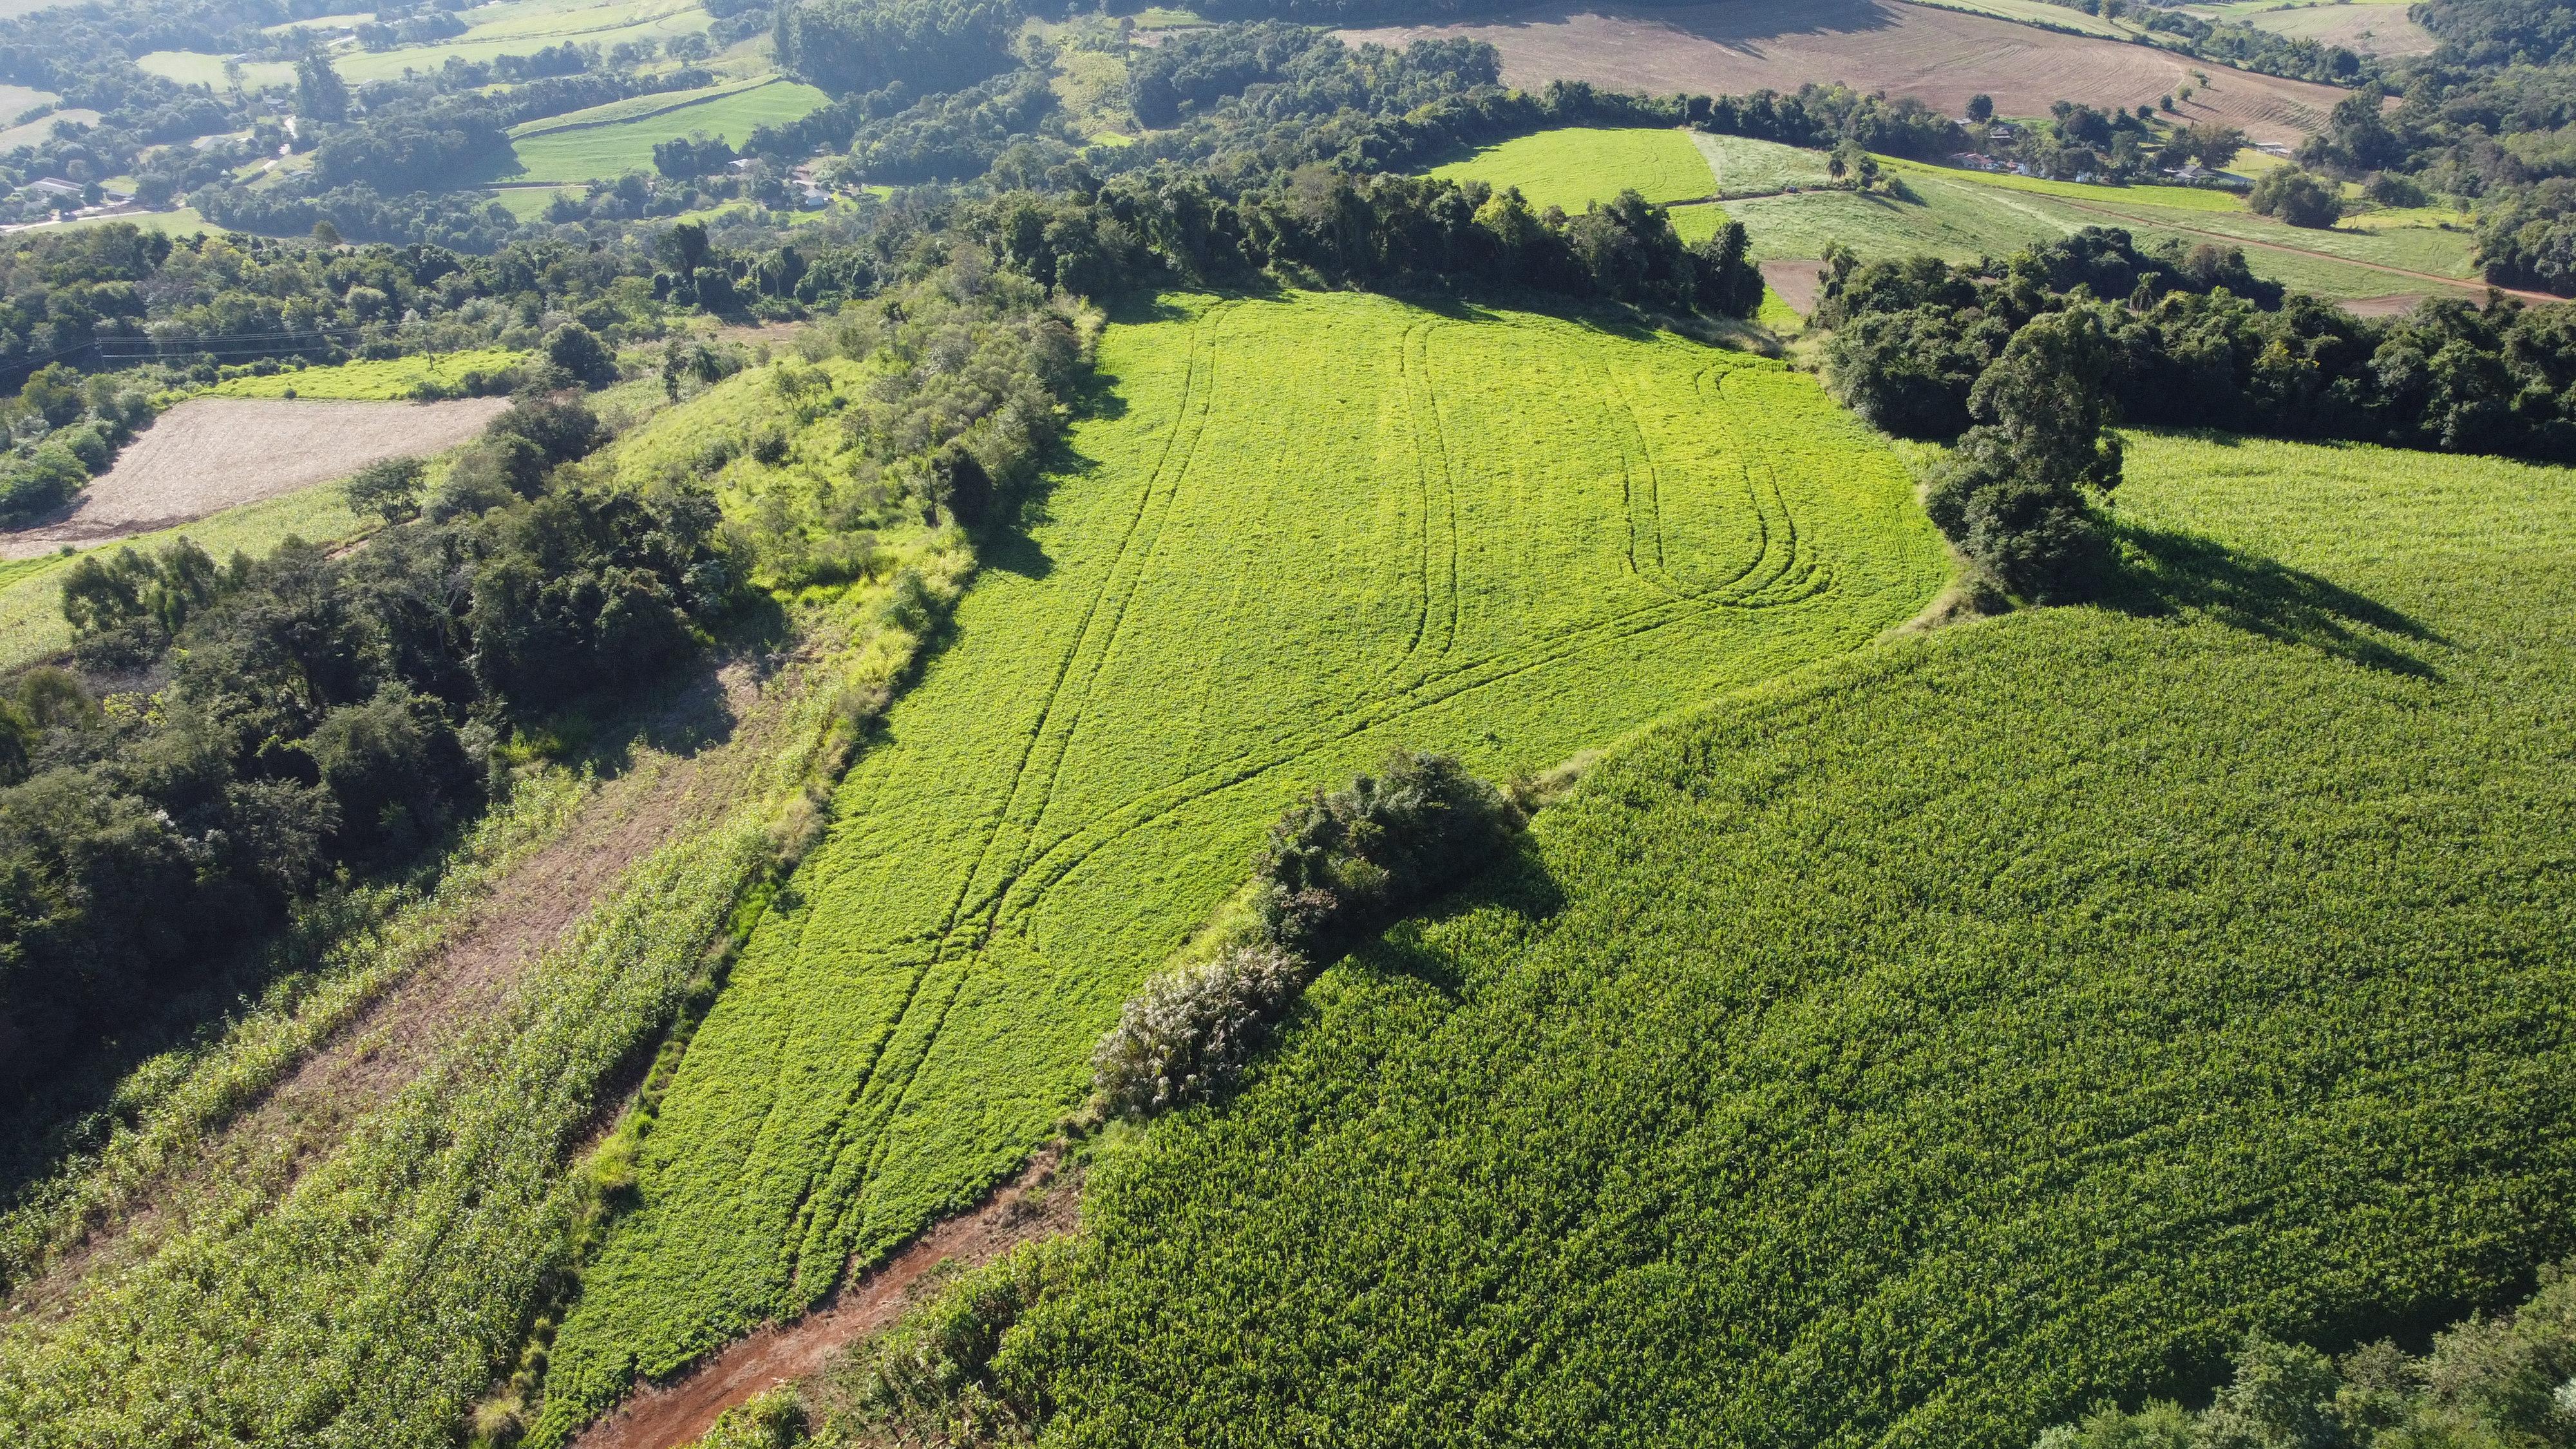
[570,1151,1082,1449]
[1760,259,1826,314]
[1340,0,2352,146]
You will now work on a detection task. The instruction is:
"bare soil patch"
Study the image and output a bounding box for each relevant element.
[2339,292,2426,318]
[0,396,508,560]
[1761,259,1826,314]
[571,1150,1082,1449]
[1340,0,2353,145]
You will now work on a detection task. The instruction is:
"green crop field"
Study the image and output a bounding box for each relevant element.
[531,289,1952,1440]
[491,79,831,184]
[506,76,774,138]
[0,482,365,671]
[994,430,2576,1448]
[1692,132,1837,197]
[1731,164,2479,299]
[1428,127,1717,214]
[200,347,528,400]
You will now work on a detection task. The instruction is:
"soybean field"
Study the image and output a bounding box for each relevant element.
[995,431,2576,1448]
[535,289,1952,1438]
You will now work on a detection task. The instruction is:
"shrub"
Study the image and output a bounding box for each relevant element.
[1091,945,1309,1119]
[2249,166,2344,228]
[817,1238,1076,1448]
[343,456,426,524]
[0,444,85,525]
[2036,1258,2576,1449]
[1251,748,1522,958]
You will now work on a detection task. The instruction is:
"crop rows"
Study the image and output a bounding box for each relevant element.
[992,432,2576,1449]
[538,290,1950,1436]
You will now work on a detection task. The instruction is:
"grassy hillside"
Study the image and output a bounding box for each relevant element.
[533,289,1952,1440]
[0,358,940,1448]
[200,347,529,399]
[994,431,2576,1449]
[1427,126,1717,213]
[1732,164,2479,298]
[1419,128,2476,301]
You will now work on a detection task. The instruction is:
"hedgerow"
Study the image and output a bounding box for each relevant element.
[535,288,1949,1439]
[972,431,2576,1449]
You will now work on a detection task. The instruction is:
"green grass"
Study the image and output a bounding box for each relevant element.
[0,484,365,672]
[1731,167,2480,299]
[996,430,2576,1449]
[533,288,1952,1441]
[329,0,715,84]
[1428,127,1717,214]
[198,347,529,400]
[491,79,831,184]
[1691,132,1837,197]
[1879,155,2247,213]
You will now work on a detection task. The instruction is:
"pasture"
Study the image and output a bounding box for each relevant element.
[1426,126,1716,213]
[531,289,1953,1441]
[494,78,832,184]
[1000,430,2576,1449]
[1730,162,2481,299]
[1414,128,2479,303]
[1338,0,2349,146]
[200,347,528,400]
[140,0,717,92]
[0,481,363,669]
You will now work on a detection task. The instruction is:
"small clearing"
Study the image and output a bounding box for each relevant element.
[570,1151,1081,1449]
[1761,259,1826,314]
[0,396,507,560]
[1340,0,2353,146]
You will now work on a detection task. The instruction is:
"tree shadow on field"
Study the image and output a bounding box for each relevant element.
[1341,840,1567,1000]
[2102,520,2448,679]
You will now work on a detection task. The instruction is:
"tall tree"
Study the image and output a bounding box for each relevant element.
[1923,305,2124,601]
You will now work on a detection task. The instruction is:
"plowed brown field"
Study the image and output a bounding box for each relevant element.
[1341,0,2353,145]
[0,395,508,560]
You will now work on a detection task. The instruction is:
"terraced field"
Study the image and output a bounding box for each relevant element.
[996,431,2576,1448]
[533,290,1952,1439]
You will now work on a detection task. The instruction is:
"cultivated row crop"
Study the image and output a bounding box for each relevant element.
[538,289,1950,1436]
[985,432,2576,1449]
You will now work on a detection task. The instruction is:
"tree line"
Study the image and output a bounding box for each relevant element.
[0,392,731,1092]
[1819,227,2576,594]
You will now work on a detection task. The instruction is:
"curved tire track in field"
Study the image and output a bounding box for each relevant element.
[653,311,1859,1386]
[780,302,1236,1296]
[963,347,1841,948]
